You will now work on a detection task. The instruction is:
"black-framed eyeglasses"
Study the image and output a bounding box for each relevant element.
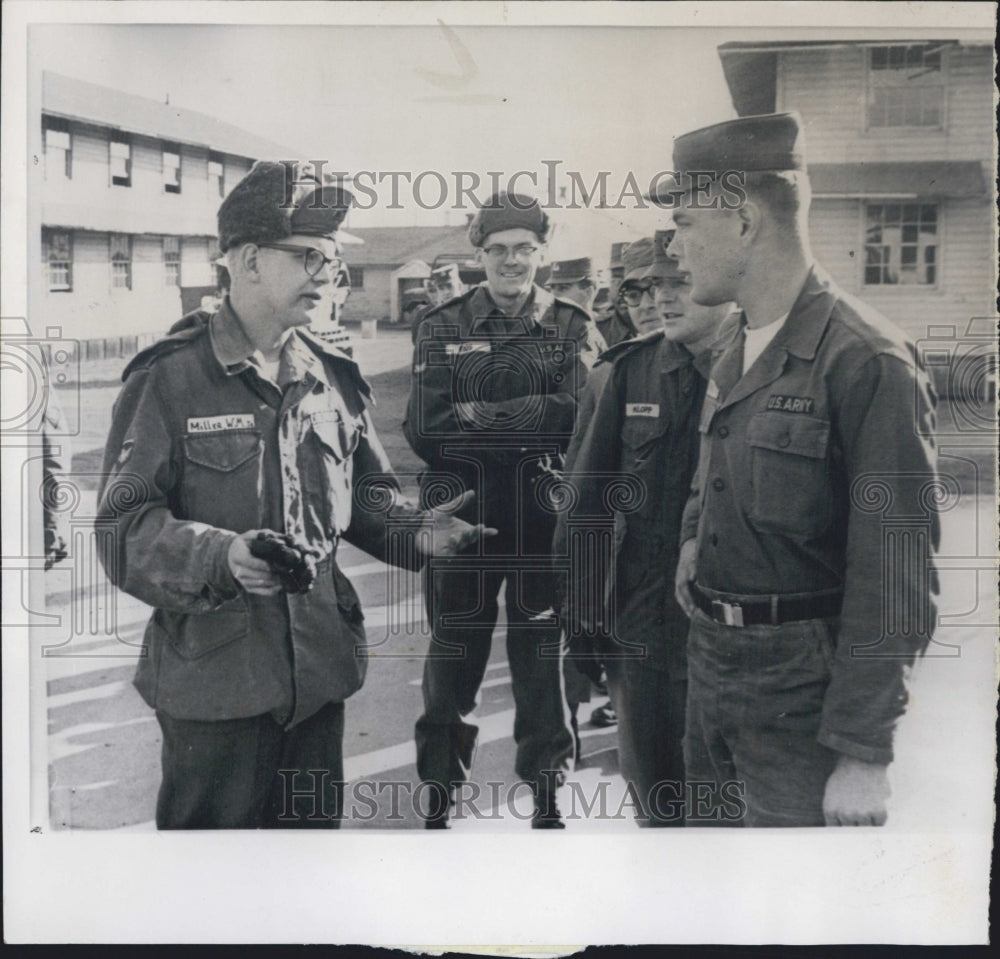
[482,243,539,261]
[258,243,342,278]
[620,276,689,306]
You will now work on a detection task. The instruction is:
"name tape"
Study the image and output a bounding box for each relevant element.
[187,414,256,433]
[626,403,660,417]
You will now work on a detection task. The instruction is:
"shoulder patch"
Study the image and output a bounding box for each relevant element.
[596,329,665,366]
[122,319,208,381]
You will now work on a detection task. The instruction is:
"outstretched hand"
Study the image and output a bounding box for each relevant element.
[416,490,497,557]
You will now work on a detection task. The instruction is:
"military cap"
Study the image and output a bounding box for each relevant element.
[644,229,682,279]
[609,242,629,271]
[430,263,461,285]
[468,192,552,248]
[673,112,806,176]
[548,257,592,284]
[217,161,353,253]
[621,237,655,282]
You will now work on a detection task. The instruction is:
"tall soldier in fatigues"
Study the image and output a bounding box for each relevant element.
[665,113,939,827]
[557,230,732,824]
[97,162,491,829]
[404,192,604,827]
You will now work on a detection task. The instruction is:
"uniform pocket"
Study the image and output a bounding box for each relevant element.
[303,414,363,535]
[181,430,263,530]
[747,414,831,538]
[164,600,248,660]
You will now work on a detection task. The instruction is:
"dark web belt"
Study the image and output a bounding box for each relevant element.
[691,584,843,628]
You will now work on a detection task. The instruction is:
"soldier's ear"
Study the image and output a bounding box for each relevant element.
[736,199,764,244]
[473,247,486,267]
[235,243,263,282]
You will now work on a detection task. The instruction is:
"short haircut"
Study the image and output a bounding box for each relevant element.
[742,170,811,231]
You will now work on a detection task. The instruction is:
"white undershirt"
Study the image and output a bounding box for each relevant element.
[742,313,788,375]
[251,352,281,385]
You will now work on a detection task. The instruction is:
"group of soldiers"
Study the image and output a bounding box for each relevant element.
[96,110,939,831]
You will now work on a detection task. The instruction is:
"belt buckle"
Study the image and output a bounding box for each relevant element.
[711,599,744,628]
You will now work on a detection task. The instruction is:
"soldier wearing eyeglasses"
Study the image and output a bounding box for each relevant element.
[557,229,733,824]
[97,161,493,829]
[404,191,605,827]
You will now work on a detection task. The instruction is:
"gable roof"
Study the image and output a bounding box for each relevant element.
[42,71,297,160]
[343,225,473,267]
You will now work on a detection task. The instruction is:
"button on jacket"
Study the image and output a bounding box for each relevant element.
[97,300,421,728]
[681,267,939,763]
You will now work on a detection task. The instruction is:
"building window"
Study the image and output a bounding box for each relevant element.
[163,236,181,286]
[350,266,364,289]
[43,118,72,179]
[208,154,225,198]
[43,229,73,292]
[110,137,131,187]
[867,44,945,129]
[163,144,181,194]
[864,203,938,286]
[110,234,133,290]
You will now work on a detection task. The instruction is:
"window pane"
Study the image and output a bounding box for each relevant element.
[920,205,937,226]
[46,128,70,151]
[871,46,887,70]
[900,246,917,266]
[163,236,180,255]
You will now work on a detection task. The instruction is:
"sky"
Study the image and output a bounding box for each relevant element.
[24,5,996,261]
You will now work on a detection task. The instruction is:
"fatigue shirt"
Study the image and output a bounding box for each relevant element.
[596,302,637,350]
[680,267,939,763]
[556,331,710,673]
[404,283,603,539]
[97,300,421,728]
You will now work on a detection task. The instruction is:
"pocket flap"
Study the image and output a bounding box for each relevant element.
[748,414,829,459]
[183,430,261,472]
[310,415,361,464]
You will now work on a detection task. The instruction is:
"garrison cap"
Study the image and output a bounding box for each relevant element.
[548,257,592,284]
[468,192,552,248]
[621,237,655,282]
[217,161,353,253]
[672,112,806,176]
[644,229,682,279]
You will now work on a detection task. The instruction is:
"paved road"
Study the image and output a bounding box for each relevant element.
[33,327,998,832]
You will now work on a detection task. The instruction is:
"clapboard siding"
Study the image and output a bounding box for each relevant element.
[777,45,993,163]
[809,198,995,342]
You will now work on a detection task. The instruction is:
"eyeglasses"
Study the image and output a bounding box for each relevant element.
[620,276,690,306]
[482,243,539,261]
[258,243,343,278]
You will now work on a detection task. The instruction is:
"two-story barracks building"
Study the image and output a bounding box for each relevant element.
[34,71,294,346]
[718,39,995,397]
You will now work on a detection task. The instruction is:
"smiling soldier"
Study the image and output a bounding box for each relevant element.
[404,191,605,828]
[96,161,492,829]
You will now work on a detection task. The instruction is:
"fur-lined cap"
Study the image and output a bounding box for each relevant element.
[217,161,353,253]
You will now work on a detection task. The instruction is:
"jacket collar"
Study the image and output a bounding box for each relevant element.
[209,297,330,389]
[768,265,835,361]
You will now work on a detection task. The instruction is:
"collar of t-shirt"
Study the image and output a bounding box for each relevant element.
[742,312,789,375]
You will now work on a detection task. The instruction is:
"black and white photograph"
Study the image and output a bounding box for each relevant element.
[2,0,996,947]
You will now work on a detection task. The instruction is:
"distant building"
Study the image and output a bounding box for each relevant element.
[339,225,475,325]
[717,39,995,397]
[36,72,295,342]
